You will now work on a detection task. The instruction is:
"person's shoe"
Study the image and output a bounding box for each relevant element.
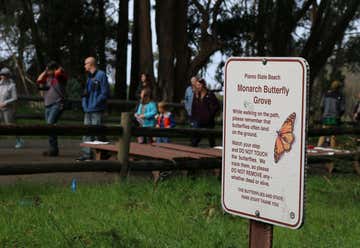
[15,139,24,149]
[43,150,59,157]
[76,156,92,162]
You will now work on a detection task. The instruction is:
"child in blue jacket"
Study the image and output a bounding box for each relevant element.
[134,87,157,143]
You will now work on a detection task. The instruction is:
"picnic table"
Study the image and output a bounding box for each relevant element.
[80,142,222,181]
[80,143,360,178]
[307,146,360,174]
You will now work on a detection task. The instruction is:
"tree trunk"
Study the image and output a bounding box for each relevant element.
[270,0,294,56]
[255,0,272,56]
[96,0,107,71]
[155,0,176,101]
[187,0,224,83]
[130,0,154,100]
[67,0,83,78]
[173,0,190,102]
[21,0,45,71]
[301,0,360,86]
[114,0,129,99]
[188,34,222,79]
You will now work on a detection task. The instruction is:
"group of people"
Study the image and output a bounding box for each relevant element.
[35,57,110,161]
[2,57,360,159]
[133,75,220,146]
[0,57,221,161]
[0,57,110,161]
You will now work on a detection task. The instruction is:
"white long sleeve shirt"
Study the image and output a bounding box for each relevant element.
[0,79,17,109]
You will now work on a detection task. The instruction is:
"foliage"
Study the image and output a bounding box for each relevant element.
[0,0,359,102]
[66,78,83,100]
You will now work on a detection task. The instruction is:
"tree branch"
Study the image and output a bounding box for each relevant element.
[212,0,225,20]
[294,0,315,23]
[192,0,210,35]
[191,0,207,17]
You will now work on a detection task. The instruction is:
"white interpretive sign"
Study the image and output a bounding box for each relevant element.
[222,57,308,229]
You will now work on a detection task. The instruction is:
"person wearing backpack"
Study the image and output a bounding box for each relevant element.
[317,80,345,148]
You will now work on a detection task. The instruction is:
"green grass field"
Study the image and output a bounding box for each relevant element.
[0,175,359,247]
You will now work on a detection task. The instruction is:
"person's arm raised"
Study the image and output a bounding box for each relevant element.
[36,70,48,84]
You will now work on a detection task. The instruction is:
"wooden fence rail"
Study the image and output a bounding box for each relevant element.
[0,111,359,176]
[308,127,360,136]
[0,124,359,137]
[0,153,358,175]
[0,124,123,136]
[15,114,222,126]
[18,95,184,109]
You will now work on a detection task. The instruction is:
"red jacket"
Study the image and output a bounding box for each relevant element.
[37,68,67,86]
[156,112,175,128]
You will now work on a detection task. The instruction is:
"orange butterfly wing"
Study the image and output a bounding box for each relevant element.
[274,112,296,163]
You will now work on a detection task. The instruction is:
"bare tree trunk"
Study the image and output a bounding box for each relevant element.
[187,0,224,81]
[96,0,107,71]
[301,0,360,86]
[68,0,83,78]
[173,0,190,102]
[129,0,154,100]
[114,0,129,99]
[270,0,294,56]
[155,0,176,101]
[21,0,45,71]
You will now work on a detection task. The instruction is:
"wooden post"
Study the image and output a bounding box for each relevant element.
[249,220,273,248]
[117,112,131,178]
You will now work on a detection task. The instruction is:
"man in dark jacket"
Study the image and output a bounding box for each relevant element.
[77,57,110,161]
[37,61,67,156]
[317,80,345,147]
[191,79,220,147]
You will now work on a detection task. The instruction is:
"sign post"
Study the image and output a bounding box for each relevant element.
[222,57,308,247]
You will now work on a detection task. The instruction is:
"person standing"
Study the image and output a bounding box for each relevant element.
[184,76,197,125]
[0,67,24,149]
[155,101,176,143]
[37,61,67,156]
[134,87,157,144]
[317,80,345,148]
[191,79,220,147]
[77,57,110,161]
[135,73,153,100]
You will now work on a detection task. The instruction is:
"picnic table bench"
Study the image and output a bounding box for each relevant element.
[80,142,222,181]
[307,146,360,174]
[80,143,360,178]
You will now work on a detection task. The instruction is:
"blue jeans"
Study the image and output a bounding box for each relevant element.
[45,103,63,152]
[82,112,103,158]
[157,137,170,143]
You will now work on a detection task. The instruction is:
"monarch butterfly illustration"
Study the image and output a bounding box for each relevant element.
[274,112,296,163]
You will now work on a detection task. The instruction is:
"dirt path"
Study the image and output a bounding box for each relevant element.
[0,138,124,185]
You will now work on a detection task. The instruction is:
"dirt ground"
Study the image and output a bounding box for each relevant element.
[0,138,123,185]
[0,137,220,185]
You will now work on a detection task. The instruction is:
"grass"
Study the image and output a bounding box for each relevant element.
[0,175,359,247]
